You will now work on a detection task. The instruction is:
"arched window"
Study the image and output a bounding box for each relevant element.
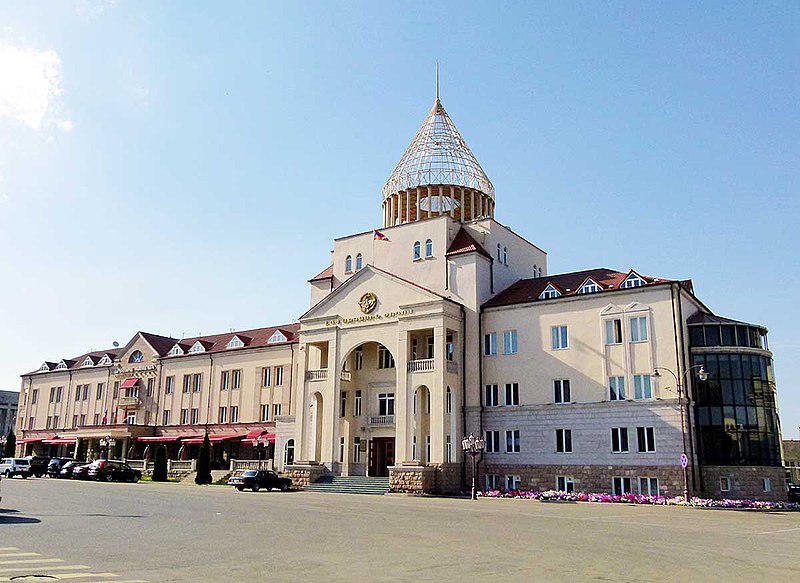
[345,255,352,273]
[425,239,433,258]
[413,241,421,260]
[355,253,363,270]
[284,439,295,465]
[129,350,144,364]
[503,247,508,265]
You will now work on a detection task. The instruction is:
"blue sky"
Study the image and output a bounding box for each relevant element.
[1,2,798,435]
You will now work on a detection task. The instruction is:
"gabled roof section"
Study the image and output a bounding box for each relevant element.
[484,268,685,308]
[383,98,494,198]
[445,227,492,260]
[309,265,334,282]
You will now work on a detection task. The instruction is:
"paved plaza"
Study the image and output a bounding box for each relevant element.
[1,478,799,582]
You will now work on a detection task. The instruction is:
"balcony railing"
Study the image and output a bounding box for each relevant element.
[306,369,328,382]
[407,358,434,372]
[119,396,141,407]
[368,415,395,426]
[340,371,352,382]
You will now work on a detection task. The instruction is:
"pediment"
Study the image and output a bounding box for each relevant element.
[301,265,445,324]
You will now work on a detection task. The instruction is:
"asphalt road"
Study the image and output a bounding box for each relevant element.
[1,477,799,582]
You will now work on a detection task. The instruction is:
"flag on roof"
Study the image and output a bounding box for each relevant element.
[373,230,389,241]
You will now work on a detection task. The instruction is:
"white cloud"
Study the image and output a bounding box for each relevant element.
[0,46,68,131]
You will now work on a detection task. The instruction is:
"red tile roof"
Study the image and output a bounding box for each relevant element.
[483,268,690,308]
[309,265,334,282]
[445,228,492,260]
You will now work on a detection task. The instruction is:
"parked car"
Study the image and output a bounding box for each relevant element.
[0,458,32,478]
[87,460,141,483]
[228,469,291,492]
[70,463,92,480]
[26,456,50,478]
[47,457,74,478]
[788,484,800,503]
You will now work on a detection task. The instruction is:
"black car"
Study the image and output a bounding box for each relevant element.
[228,470,291,492]
[47,457,73,478]
[87,459,141,483]
[788,484,800,503]
[26,456,50,478]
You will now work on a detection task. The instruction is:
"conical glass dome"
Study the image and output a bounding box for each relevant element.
[381,99,495,227]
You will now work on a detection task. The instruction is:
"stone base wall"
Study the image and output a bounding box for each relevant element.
[700,465,787,501]
[389,465,435,493]
[284,464,327,488]
[481,464,685,497]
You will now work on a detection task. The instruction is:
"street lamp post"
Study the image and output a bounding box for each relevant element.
[461,432,485,501]
[653,365,707,502]
[253,436,269,470]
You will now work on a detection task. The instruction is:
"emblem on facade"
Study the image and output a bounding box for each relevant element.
[359,292,378,314]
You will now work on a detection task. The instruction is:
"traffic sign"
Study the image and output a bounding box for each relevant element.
[680,453,689,468]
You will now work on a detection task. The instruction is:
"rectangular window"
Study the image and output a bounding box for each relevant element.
[553,379,571,404]
[378,393,395,416]
[162,410,171,425]
[230,406,239,423]
[190,408,199,424]
[505,430,521,453]
[504,383,519,406]
[232,370,241,390]
[377,347,395,369]
[762,478,771,492]
[354,390,362,416]
[193,373,202,392]
[639,477,659,496]
[637,426,656,452]
[605,319,623,344]
[505,475,521,491]
[503,330,518,355]
[486,474,501,490]
[633,375,652,400]
[611,427,629,453]
[260,404,269,422]
[262,367,271,387]
[183,375,191,393]
[609,376,626,400]
[484,332,497,356]
[218,407,227,424]
[484,384,499,407]
[551,326,568,350]
[96,383,104,400]
[613,477,632,495]
[485,430,500,453]
[353,437,362,463]
[340,391,347,418]
[630,316,648,342]
[180,409,189,424]
[220,371,230,391]
[273,404,281,418]
[720,477,731,492]
[556,476,575,493]
[556,429,572,453]
[146,378,154,397]
[165,377,173,394]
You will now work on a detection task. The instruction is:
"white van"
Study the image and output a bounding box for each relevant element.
[0,458,32,478]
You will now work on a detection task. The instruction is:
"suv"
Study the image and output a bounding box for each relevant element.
[0,458,32,478]
[87,460,141,483]
[26,456,50,478]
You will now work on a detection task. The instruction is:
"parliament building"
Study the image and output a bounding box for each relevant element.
[16,93,786,500]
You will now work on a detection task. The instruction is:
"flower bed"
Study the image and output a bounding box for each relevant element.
[479,489,800,510]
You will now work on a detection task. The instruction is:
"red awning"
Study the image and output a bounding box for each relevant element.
[42,438,77,445]
[182,433,247,445]
[120,378,139,389]
[137,436,181,442]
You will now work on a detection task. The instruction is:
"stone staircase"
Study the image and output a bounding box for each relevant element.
[303,475,390,495]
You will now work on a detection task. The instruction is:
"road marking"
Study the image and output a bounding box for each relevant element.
[0,553,40,558]
[0,565,90,574]
[0,559,63,565]
[757,526,800,535]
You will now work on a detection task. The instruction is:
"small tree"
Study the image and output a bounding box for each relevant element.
[152,444,168,482]
[3,430,15,457]
[195,432,212,485]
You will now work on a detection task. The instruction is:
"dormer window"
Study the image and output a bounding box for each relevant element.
[55,361,68,370]
[129,350,144,363]
[81,357,94,367]
[578,279,602,294]
[425,239,433,258]
[620,273,646,289]
[267,330,287,344]
[539,284,561,300]
[188,342,206,354]
[98,354,112,365]
[38,362,50,372]
[413,241,421,260]
[355,254,363,270]
[226,336,245,349]
[167,344,184,357]
[345,255,353,273]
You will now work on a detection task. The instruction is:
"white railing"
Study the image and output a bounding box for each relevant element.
[119,396,140,407]
[447,360,458,374]
[305,369,328,381]
[369,415,395,426]
[340,371,352,382]
[408,358,435,372]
